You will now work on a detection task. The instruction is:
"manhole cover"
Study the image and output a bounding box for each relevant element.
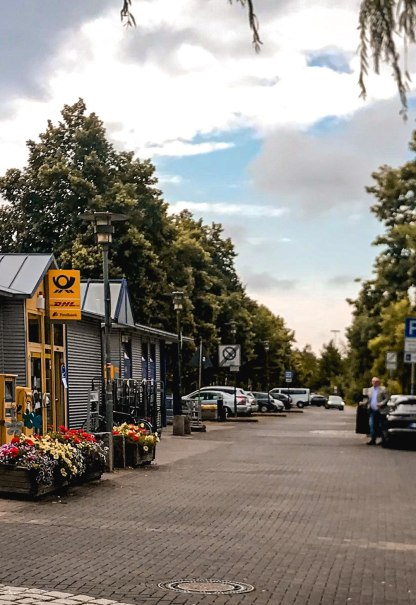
[158,579,254,594]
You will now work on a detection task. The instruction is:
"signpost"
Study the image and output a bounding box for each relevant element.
[404,318,416,394]
[219,345,241,416]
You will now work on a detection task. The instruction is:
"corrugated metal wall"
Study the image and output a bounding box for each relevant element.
[110,332,121,377]
[0,300,27,386]
[132,334,142,381]
[66,318,102,429]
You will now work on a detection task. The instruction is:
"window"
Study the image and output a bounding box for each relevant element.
[28,314,41,343]
[53,324,64,347]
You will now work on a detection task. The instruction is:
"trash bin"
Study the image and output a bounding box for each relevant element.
[217,395,225,421]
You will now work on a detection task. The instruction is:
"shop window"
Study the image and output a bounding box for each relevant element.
[123,340,132,379]
[54,324,64,347]
[28,314,41,343]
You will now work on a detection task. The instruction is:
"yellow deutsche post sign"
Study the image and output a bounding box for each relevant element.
[47,270,81,321]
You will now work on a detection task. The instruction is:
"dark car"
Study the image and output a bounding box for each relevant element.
[381,395,416,448]
[252,392,284,413]
[269,391,292,410]
[310,394,328,407]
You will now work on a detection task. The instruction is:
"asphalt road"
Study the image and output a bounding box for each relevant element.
[0,407,415,605]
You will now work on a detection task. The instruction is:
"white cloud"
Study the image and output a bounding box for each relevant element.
[167,201,289,217]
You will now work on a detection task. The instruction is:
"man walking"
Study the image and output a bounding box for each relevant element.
[366,376,389,445]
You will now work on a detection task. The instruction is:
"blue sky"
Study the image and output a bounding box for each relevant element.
[0,0,415,351]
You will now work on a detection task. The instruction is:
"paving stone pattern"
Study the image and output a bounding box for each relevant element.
[0,408,415,605]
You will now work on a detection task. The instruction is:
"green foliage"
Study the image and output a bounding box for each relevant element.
[0,99,296,393]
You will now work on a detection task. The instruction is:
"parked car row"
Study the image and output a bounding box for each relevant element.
[379,394,416,448]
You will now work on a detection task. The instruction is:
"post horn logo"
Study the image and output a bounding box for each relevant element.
[52,274,76,293]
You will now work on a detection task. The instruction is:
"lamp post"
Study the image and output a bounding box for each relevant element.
[80,211,128,432]
[229,320,237,417]
[172,290,185,435]
[264,340,270,393]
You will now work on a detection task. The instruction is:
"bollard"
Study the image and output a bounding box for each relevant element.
[217,396,225,421]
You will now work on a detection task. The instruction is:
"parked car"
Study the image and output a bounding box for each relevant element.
[183,386,251,417]
[270,387,310,408]
[269,391,292,410]
[381,394,416,448]
[252,392,284,413]
[310,393,328,407]
[325,395,345,410]
[182,389,236,420]
[245,391,258,413]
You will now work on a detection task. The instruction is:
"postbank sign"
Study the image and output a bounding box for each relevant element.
[47,270,81,321]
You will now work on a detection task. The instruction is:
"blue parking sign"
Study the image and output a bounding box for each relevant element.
[405,318,416,338]
[284,370,293,382]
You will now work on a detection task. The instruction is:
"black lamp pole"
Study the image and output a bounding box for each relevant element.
[79,211,128,432]
[172,291,184,433]
[229,320,237,417]
[264,340,270,393]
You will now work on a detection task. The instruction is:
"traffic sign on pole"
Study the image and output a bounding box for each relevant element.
[284,370,293,383]
[385,351,397,370]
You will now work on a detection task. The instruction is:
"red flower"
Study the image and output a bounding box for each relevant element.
[25,439,34,446]
[11,436,20,444]
[58,425,67,432]
[10,446,19,456]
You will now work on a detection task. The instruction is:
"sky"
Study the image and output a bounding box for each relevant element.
[1,0,416,353]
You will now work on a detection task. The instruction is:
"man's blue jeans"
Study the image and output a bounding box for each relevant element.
[369,409,382,440]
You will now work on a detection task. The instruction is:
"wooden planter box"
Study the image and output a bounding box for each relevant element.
[0,465,66,498]
[113,435,156,468]
[125,443,156,468]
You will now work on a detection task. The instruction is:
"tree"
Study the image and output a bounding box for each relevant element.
[318,341,345,394]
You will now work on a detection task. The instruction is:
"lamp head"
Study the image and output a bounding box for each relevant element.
[172,290,184,311]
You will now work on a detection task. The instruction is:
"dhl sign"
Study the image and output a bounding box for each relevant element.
[47,270,81,321]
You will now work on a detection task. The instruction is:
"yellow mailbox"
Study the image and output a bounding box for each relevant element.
[0,374,18,445]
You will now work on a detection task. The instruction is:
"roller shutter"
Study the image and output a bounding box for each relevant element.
[0,300,27,385]
[66,318,102,429]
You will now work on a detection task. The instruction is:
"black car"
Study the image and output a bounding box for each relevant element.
[310,394,328,407]
[381,395,416,448]
[269,391,292,410]
[252,392,284,413]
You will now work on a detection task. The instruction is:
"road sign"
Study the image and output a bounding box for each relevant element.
[385,351,397,370]
[218,344,241,368]
[405,338,416,353]
[405,317,416,338]
[284,370,293,383]
[229,365,240,372]
[404,352,416,364]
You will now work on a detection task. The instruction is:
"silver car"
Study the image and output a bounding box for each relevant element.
[183,386,251,417]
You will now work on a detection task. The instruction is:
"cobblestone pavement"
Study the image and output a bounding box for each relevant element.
[0,408,416,605]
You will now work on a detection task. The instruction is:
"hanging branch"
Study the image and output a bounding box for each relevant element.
[120,0,136,27]
[358,0,416,118]
[120,0,262,50]
[229,0,262,52]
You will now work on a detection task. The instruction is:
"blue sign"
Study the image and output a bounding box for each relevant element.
[284,370,293,382]
[405,318,416,338]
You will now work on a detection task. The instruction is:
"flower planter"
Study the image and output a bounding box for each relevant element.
[125,442,156,468]
[0,465,67,498]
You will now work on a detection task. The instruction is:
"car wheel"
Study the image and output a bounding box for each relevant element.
[325,404,329,409]
[260,404,268,413]
[297,402,304,409]
[224,406,232,419]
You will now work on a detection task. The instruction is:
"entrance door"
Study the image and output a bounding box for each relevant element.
[30,353,44,434]
[54,352,66,428]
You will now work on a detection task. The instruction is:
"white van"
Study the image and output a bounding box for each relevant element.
[269,387,310,408]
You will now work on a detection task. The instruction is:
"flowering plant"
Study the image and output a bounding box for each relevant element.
[0,438,58,486]
[112,422,159,450]
[0,427,107,485]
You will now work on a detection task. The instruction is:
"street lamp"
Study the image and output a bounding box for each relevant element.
[228,320,237,417]
[80,211,128,432]
[172,290,185,435]
[264,339,270,393]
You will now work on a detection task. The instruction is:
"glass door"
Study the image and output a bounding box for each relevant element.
[30,353,44,434]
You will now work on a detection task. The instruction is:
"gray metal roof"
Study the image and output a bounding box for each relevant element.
[0,254,57,297]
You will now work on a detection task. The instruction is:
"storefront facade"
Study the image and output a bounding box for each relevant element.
[0,254,68,436]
